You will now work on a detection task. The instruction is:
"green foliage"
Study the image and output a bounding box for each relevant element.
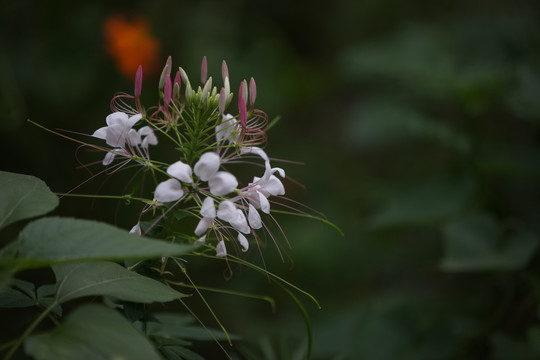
[0,171,58,230]
[0,217,197,271]
[24,304,163,360]
[0,172,228,359]
[51,261,186,304]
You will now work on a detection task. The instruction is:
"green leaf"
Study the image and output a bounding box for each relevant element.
[149,312,232,342]
[440,214,538,271]
[52,261,186,304]
[161,345,205,360]
[24,304,163,360]
[0,217,198,271]
[0,171,58,230]
[0,279,36,308]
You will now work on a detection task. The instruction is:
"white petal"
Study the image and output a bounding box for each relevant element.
[127,129,141,146]
[237,233,249,252]
[217,200,237,221]
[263,175,285,196]
[258,191,270,214]
[102,151,116,166]
[240,146,269,162]
[248,204,262,229]
[167,161,193,183]
[105,123,128,147]
[200,197,216,218]
[194,152,220,181]
[126,113,143,127]
[154,179,184,203]
[139,126,158,146]
[195,217,213,236]
[106,111,128,126]
[216,240,227,257]
[92,126,108,140]
[129,224,142,235]
[230,209,250,234]
[208,171,238,196]
[197,235,206,243]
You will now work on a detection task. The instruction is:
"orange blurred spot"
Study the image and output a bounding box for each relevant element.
[103,15,160,78]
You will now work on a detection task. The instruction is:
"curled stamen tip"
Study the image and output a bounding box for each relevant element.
[201,56,208,86]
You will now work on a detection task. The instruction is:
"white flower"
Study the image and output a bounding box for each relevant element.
[154,178,184,203]
[167,161,193,183]
[216,240,227,257]
[194,152,238,196]
[217,201,250,234]
[215,114,240,143]
[237,233,249,252]
[92,112,142,147]
[138,126,158,148]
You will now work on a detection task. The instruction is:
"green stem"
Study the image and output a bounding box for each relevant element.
[3,301,58,360]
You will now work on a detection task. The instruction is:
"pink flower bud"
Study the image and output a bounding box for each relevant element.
[218,88,227,114]
[238,82,247,129]
[134,65,143,98]
[241,79,248,102]
[173,70,181,101]
[164,76,172,108]
[159,56,172,90]
[249,77,256,108]
[201,56,208,86]
[222,60,229,82]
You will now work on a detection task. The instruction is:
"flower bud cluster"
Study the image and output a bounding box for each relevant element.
[91,57,285,257]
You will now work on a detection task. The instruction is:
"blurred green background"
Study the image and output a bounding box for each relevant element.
[3,0,540,359]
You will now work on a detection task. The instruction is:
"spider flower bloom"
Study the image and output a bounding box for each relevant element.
[103,15,160,78]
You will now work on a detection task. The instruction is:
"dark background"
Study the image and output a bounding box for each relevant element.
[3,0,540,358]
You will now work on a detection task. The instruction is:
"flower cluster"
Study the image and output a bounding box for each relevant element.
[90,56,290,258]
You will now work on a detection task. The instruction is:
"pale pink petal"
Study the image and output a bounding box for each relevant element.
[167,161,193,183]
[208,171,238,196]
[154,179,184,203]
[194,152,220,181]
[105,123,128,147]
